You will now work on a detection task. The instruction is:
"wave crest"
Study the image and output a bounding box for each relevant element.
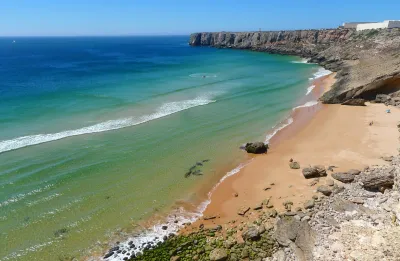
[0,97,215,154]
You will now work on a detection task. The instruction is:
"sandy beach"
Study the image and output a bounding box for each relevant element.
[188,73,400,229]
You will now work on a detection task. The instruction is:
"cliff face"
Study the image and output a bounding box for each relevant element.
[189,29,400,104]
[189,30,354,57]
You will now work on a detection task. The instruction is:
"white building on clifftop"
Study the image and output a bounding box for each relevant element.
[342,20,400,31]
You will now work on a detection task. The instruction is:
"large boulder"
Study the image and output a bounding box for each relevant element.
[341,99,366,106]
[209,248,228,261]
[331,172,355,183]
[302,165,327,179]
[245,142,268,154]
[360,167,394,191]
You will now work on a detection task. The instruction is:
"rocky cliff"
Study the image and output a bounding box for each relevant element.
[189,29,400,104]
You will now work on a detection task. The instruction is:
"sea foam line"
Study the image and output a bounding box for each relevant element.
[104,161,251,261]
[293,100,319,111]
[309,68,332,80]
[306,85,316,95]
[265,117,294,143]
[0,97,215,154]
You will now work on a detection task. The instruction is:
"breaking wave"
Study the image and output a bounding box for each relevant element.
[0,97,216,154]
[309,68,332,80]
[306,85,316,95]
[265,117,294,143]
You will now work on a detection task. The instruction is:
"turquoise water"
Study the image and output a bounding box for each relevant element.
[0,36,319,260]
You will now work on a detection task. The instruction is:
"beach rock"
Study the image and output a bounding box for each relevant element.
[267,209,278,217]
[375,94,391,103]
[242,226,261,241]
[360,168,395,191]
[332,172,355,183]
[253,203,263,210]
[326,179,334,186]
[237,206,250,216]
[302,165,327,179]
[341,98,366,106]
[347,169,361,175]
[203,215,216,220]
[289,161,300,169]
[209,248,228,261]
[170,256,181,261]
[317,185,332,196]
[244,142,268,154]
[304,199,315,209]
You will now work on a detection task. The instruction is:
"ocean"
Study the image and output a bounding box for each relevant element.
[0,36,324,260]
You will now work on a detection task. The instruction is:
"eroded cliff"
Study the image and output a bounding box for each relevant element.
[189,29,400,104]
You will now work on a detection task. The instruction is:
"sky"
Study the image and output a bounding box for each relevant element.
[1,0,400,36]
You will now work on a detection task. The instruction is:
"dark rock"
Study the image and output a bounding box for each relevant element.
[332,172,355,183]
[103,252,113,259]
[245,142,269,154]
[302,165,327,179]
[341,99,366,106]
[161,225,168,230]
[317,185,332,196]
[360,168,394,191]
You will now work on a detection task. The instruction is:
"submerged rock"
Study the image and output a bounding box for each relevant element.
[245,142,269,154]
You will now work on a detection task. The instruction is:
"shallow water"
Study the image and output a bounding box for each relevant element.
[0,36,320,260]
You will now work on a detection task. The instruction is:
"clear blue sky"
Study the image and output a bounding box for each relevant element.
[1,0,400,36]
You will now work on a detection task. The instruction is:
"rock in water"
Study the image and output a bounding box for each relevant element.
[209,248,228,261]
[331,172,355,183]
[341,99,366,106]
[289,161,300,169]
[244,142,268,154]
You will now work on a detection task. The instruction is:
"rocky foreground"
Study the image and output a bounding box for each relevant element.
[101,122,400,260]
[189,29,400,106]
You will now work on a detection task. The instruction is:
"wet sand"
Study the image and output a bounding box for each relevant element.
[188,74,400,229]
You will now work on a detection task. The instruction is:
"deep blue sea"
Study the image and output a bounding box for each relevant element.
[0,36,323,260]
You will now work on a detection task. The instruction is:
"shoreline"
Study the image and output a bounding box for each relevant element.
[98,67,400,260]
[95,69,336,260]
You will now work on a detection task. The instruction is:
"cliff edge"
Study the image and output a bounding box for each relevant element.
[189,29,400,104]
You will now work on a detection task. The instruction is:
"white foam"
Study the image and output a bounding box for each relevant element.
[309,68,332,80]
[265,117,294,143]
[0,97,215,154]
[306,85,316,95]
[293,101,319,110]
[0,184,54,208]
[290,59,309,64]
[104,161,251,261]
